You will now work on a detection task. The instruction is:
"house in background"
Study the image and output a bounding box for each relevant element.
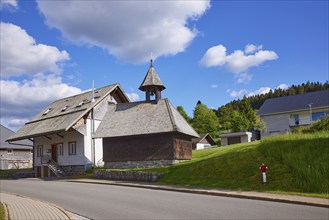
[257,90,329,137]
[192,133,216,150]
[1,124,33,170]
[94,60,199,168]
[219,131,252,146]
[7,84,129,177]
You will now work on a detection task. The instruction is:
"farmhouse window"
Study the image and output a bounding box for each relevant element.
[68,142,76,155]
[37,145,43,157]
[58,143,63,155]
[7,149,13,154]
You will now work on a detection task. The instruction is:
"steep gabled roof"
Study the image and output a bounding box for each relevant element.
[7,84,128,142]
[257,90,329,116]
[192,133,216,145]
[139,61,166,92]
[93,99,199,138]
[1,124,32,149]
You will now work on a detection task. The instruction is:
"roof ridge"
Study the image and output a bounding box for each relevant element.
[164,99,178,131]
[52,83,119,103]
[65,84,120,131]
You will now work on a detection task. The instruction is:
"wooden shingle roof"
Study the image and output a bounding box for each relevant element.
[93,99,199,138]
[139,61,165,92]
[257,90,329,115]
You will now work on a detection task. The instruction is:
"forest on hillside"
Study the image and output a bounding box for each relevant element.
[177,81,329,138]
[221,81,329,111]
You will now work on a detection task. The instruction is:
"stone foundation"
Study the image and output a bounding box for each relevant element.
[94,169,163,182]
[34,165,86,177]
[59,165,85,176]
[104,159,187,169]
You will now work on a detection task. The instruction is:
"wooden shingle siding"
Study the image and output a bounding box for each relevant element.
[103,133,173,162]
[173,138,192,160]
[103,133,192,163]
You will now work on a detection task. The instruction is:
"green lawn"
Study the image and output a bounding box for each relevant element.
[136,132,329,198]
[0,202,7,220]
[0,168,32,175]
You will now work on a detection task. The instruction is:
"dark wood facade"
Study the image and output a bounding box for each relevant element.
[103,132,192,163]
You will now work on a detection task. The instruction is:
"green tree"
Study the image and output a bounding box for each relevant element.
[177,106,192,123]
[192,103,219,136]
[217,105,232,131]
[230,110,249,132]
[239,97,258,130]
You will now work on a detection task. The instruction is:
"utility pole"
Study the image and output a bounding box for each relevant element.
[309,103,313,124]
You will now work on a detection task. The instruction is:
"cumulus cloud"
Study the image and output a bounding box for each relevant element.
[0,75,82,129]
[126,93,140,102]
[211,84,218,88]
[199,44,278,83]
[0,22,81,131]
[1,22,70,77]
[36,1,210,63]
[0,0,17,10]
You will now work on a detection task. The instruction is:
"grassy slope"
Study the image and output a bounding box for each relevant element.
[140,132,329,197]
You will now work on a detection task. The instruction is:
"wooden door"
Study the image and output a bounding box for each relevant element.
[51,145,58,162]
[228,136,241,145]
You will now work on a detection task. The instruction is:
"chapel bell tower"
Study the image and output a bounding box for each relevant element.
[139,59,166,102]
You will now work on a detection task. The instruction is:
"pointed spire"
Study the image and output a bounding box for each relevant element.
[139,60,166,102]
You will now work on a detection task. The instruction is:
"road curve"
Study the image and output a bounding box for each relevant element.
[1,179,328,219]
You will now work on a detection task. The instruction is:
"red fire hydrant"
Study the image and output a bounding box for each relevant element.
[260,163,268,185]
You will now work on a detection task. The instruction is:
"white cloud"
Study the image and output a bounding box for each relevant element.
[0,75,82,130]
[199,45,226,67]
[126,93,140,102]
[211,84,218,88]
[247,87,272,97]
[276,83,289,90]
[0,22,70,77]
[0,0,17,10]
[36,1,210,63]
[245,44,263,54]
[199,44,278,83]
[227,84,290,98]
[226,89,248,98]
[235,73,253,84]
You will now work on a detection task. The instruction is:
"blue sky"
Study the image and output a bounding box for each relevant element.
[0,0,328,131]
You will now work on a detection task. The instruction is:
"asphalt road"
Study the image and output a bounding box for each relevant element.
[1,179,328,219]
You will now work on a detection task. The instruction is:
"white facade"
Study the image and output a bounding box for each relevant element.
[261,107,328,137]
[220,132,252,146]
[195,143,212,150]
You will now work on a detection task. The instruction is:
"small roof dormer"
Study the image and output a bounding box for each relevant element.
[139,59,166,102]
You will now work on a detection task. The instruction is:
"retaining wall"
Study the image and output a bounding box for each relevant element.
[94,169,163,182]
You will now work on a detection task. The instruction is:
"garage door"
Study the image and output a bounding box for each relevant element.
[228,136,241,145]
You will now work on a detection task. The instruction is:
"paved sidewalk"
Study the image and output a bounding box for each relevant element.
[0,192,71,220]
[65,178,329,208]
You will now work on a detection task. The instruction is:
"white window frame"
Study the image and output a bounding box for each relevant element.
[68,141,76,155]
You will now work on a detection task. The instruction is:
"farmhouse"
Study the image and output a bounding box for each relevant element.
[257,90,329,136]
[93,60,199,168]
[7,84,129,177]
[0,124,33,170]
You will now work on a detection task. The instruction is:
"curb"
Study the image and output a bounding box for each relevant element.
[2,192,72,220]
[66,179,329,208]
